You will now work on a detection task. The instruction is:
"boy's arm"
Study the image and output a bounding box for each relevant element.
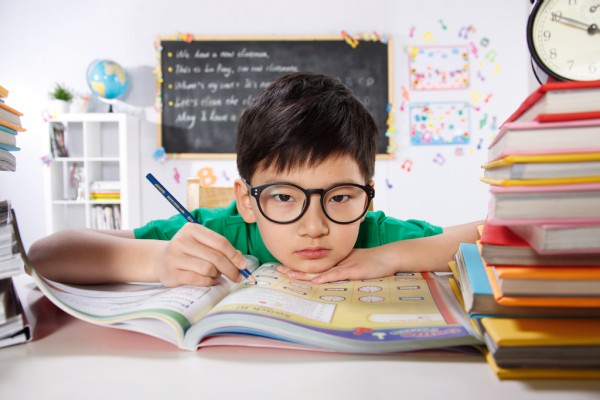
[278,220,483,284]
[27,224,249,286]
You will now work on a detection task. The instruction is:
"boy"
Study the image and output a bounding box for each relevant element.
[28,72,481,287]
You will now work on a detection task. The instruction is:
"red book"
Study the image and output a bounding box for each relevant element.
[479,222,600,266]
[503,80,600,126]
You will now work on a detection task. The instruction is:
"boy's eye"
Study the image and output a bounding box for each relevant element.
[330,194,349,203]
[273,194,293,202]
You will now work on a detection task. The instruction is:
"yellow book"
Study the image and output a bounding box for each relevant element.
[448,260,459,282]
[449,276,483,336]
[481,317,600,346]
[0,84,8,98]
[482,152,600,184]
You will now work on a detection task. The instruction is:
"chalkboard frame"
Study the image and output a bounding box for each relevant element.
[156,35,393,159]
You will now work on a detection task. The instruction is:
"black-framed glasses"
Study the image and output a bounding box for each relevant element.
[245,180,375,224]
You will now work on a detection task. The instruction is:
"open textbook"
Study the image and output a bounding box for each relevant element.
[24,254,482,353]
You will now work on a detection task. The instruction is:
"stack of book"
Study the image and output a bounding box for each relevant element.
[89,180,122,229]
[0,201,30,348]
[89,180,121,201]
[452,80,600,379]
[0,84,26,171]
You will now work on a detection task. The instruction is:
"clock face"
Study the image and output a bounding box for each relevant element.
[528,0,600,81]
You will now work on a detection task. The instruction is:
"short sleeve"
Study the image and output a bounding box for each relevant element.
[355,210,443,248]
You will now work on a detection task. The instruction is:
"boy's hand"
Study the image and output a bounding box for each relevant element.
[157,223,248,287]
[277,247,398,284]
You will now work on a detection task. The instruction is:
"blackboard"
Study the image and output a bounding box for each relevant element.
[158,36,391,157]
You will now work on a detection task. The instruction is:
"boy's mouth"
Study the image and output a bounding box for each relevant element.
[295,247,330,259]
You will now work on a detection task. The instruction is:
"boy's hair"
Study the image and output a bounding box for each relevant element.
[236,72,379,183]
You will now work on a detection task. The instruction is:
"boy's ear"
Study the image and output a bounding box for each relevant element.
[234,178,256,223]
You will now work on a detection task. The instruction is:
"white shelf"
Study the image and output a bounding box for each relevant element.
[43,113,141,233]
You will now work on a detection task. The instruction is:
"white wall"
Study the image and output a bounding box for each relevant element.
[0,0,531,250]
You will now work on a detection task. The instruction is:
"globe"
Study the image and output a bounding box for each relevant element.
[86,59,129,103]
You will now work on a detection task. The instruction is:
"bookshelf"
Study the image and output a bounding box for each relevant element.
[43,113,141,233]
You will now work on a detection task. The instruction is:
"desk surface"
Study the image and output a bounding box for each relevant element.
[1,275,599,400]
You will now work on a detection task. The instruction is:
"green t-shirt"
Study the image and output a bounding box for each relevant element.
[134,201,442,264]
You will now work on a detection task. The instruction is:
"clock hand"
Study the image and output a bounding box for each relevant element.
[554,15,600,35]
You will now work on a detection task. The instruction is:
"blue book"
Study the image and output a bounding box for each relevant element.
[0,124,17,135]
[454,243,600,318]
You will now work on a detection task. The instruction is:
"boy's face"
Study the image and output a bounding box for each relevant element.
[235,155,372,274]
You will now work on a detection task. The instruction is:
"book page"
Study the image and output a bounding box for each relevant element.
[188,263,481,352]
[28,255,261,327]
[212,264,456,328]
[44,279,225,323]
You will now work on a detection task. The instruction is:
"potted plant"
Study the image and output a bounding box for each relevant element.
[49,83,74,113]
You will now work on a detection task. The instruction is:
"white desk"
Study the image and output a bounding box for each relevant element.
[1,275,599,400]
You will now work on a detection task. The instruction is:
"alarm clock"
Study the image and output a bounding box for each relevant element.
[527,0,600,82]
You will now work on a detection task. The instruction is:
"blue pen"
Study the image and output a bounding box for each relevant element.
[145,173,256,284]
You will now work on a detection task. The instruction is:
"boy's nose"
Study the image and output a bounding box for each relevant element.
[298,196,329,237]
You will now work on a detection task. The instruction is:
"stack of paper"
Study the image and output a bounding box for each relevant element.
[0,202,30,348]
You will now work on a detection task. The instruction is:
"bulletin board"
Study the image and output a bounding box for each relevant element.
[156,35,392,158]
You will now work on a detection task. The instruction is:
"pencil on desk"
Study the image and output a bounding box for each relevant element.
[145,173,257,284]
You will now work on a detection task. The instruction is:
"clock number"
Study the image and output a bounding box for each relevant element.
[567,60,574,70]
[542,30,551,40]
[590,63,598,73]
[549,48,558,59]
[551,11,563,22]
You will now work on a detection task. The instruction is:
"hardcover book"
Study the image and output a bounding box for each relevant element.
[502,80,600,125]
[487,118,600,161]
[487,183,600,225]
[509,222,600,254]
[481,317,600,369]
[480,223,600,263]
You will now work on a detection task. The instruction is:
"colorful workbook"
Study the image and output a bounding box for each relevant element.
[452,243,598,317]
[22,253,483,353]
[502,80,600,125]
[487,118,600,162]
